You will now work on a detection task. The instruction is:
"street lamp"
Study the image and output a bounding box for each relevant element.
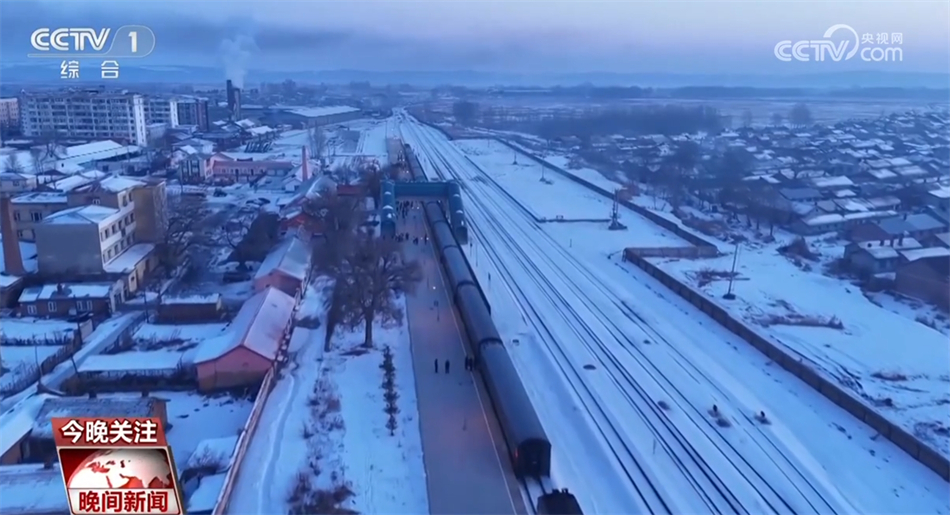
[723,242,740,300]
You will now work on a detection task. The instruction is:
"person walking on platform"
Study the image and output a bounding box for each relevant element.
[434,358,439,373]
[445,360,451,374]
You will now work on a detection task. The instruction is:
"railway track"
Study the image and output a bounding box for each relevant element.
[403,120,847,514]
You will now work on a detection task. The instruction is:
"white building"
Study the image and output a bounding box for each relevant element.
[19,90,147,146]
[144,97,180,128]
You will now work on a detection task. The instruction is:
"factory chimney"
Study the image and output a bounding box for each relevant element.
[301,146,310,182]
[0,195,25,276]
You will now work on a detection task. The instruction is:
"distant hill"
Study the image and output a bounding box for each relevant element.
[1,63,947,90]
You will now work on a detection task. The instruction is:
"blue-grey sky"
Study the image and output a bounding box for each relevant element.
[1,0,947,77]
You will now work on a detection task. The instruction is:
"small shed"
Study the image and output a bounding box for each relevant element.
[157,294,224,323]
[252,234,312,297]
[192,287,295,392]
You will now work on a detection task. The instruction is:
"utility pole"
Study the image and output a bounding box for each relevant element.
[723,242,740,300]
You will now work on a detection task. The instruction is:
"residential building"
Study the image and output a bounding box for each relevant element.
[144,97,179,127]
[176,97,210,131]
[0,97,19,131]
[19,90,147,146]
[895,254,950,309]
[17,281,123,317]
[34,204,138,276]
[844,237,923,276]
[849,213,947,243]
[0,172,37,194]
[10,192,69,241]
[209,153,294,184]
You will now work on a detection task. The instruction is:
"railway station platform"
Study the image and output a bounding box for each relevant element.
[400,207,527,515]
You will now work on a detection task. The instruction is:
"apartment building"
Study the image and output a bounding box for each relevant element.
[145,98,180,127]
[19,90,147,146]
[10,192,69,240]
[0,98,19,131]
[176,97,210,132]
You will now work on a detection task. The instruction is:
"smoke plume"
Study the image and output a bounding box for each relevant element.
[220,35,258,89]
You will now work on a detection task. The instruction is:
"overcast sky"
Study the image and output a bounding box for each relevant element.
[1,0,947,77]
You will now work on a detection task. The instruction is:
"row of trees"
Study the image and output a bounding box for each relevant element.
[739,103,813,128]
[303,168,422,348]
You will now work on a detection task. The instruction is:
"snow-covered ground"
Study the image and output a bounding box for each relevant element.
[1,312,143,410]
[98,390,253,471]
[653,239,950,458]
[401,119,950,514]
[320,295,428,515]
[133,322,228,349]
[506,139,950,459]
[456,139,687,249]
[1,318,76,344]
[227,280,426,515]
[0,345,66,393]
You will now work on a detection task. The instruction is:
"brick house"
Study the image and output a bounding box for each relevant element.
[252,232,311,297]
[156,293,224,323]
[17,281,122,318]
[894,254,950,309]
[192,287,295,392]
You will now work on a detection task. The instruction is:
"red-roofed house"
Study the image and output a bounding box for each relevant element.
[192,287,296,391]
[253,232,312,297]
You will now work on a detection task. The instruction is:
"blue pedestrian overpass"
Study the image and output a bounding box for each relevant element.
[379,179,468,244]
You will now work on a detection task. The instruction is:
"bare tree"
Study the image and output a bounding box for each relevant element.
[303,191,363,269]
[4,153,24,173]
[308,125,326,163]
[770,113,784,126]
[741,109,754,128]
[28,147,47,175]
[788,103,813,127]
[326,231,422,347]
[223,212,256,267]
[158,194,212,274]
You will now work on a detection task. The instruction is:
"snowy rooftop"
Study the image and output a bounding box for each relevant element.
[42,204,119,225]
[86,176,146,193]
[51,170,109,192]
[103,244,155,274]
[192,287,295,364]
[78,350,189,374]
[254,235,311,282]
[900,247,950,262]
[18,282,117,303]
[287,106,360,118]
[0,463,68,515]
[161,293,222,305]
[31,396,162,438]
[11,192,67,205]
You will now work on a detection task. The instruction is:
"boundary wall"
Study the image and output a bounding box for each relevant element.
[622,248,949,481]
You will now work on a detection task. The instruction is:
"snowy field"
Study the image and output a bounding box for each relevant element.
[227,281,426,515]
[1,318,76,344]
[0,345,66,394]
[133,322,228,349]
[0,313,143,409]
[455,139,687,248]
[652,240,950,458]
[402,119,950,514]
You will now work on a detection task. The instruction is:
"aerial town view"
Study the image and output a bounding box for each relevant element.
[0,1,948,515]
